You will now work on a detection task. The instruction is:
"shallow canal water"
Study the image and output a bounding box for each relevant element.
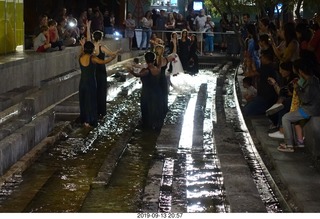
[0,65,281,212]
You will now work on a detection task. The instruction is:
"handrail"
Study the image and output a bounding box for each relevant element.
[130,29,241,55]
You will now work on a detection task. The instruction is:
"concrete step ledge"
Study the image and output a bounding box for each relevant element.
[25,71,80,115]
[0,116,32,141]
[0,110,55,176]
[0,86,38,111]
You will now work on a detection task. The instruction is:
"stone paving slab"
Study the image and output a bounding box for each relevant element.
[248,116,320,212]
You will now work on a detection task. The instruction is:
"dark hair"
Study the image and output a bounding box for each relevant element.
[293,58,314,76]
[247,23,259,50]
[259,34,270,44]
[295,23,313,43]
[283,22,297,47]
[260,49,274,61]
[243,76,253,86]
[92,31,103,42]
[133,57,139,64]
[83,41,95,54]
[243,13,250,18]
[48,19,57,27]
[260,17,270,28]
[280,61,293,72]
[144,52,155,63]
[40,25,49,32]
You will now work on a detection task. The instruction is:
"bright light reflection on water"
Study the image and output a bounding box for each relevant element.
[172,70,228,213]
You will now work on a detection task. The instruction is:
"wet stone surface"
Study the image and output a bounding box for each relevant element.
[0,63,283,212]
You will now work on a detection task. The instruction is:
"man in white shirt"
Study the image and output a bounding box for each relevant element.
[193,9,207,54]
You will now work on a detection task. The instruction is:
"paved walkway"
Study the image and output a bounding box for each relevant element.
[237,69,320,212]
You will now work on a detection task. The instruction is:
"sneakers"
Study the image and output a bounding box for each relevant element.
[296,139,305,148]
[278,143,294,153]
[268,131,284,139]
[268,124,279,133]
[266,103,284,116]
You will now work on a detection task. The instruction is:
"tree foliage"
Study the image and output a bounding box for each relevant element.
[204,0,320,21]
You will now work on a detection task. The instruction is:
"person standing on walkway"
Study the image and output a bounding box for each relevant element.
[78,41,117,127]
[103,9,113,36]
[204,15,215,55]
[219,12,231,51]
[139,11,153,50]
[155,9,167,42]
[123,12,136,51]
[91,31,121,119]
[193,9,207,54]
[165,12,176,46]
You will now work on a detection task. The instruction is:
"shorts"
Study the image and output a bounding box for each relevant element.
[197,33,203,42]
[36,45,46,52]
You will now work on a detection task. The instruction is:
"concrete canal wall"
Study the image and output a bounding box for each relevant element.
[0,38,135,176]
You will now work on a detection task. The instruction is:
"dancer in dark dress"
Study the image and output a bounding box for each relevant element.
[128,52,164,130]
[188,34,199,75]
[128,51,176,130]
[92,31,121,119]
[178,29,191,71]
[79,41,117,127]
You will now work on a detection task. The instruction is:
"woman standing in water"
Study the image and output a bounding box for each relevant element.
[91,30,121,119]
[127,50,177,130]
[79,41,117,127]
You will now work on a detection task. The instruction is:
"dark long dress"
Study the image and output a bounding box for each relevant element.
[140,68,166,130]
[159,58,169,114]
[79,56,98,127]
[189,41,199,75]
[178,38,191,71]
[96,46,107,118]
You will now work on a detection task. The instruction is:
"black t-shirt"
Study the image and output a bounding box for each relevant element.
[104,15,111,27]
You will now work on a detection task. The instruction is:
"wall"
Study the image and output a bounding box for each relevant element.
[0,0,24,55]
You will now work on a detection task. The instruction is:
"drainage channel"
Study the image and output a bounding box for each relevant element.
[221,65,284,212]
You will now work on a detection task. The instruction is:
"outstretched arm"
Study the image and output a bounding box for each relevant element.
[92,53,117,64]
[101,45,122,56]
[86,20,92,41]
[127,67,149,77]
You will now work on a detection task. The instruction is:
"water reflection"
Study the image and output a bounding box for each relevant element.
[0,66,281,213]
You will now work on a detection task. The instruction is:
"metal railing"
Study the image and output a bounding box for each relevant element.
[124,29,242,55]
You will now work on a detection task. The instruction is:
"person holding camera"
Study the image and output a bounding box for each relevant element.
[203,15,215,56]
[266,61,298,139]
[57,18,77,46]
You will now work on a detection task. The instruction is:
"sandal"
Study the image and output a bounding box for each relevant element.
[277,143,294,153]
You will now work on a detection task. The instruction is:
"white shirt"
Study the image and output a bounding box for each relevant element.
[194,15,207,32]
[204,21,215,36]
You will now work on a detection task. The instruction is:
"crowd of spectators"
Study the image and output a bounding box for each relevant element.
[31,6,115,52]
[240,11,320,153]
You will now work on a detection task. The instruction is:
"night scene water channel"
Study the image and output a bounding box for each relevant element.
[0,59,285,213]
